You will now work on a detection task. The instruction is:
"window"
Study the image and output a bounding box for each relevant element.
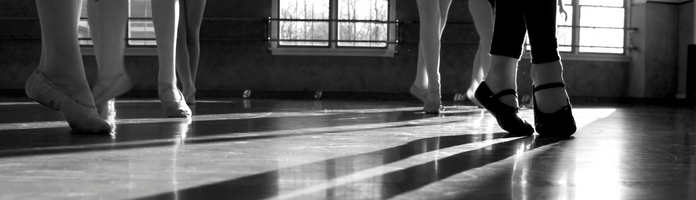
[78,0,156,46]
[269,0,398,57]
[525,0,631,60]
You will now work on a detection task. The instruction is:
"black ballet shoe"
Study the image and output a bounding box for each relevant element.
[533,82,577,137]
[474,81,534,135]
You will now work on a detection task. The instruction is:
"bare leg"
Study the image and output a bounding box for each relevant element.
[152,0,191,117]
[468,0,494,92]
[28,0,110,133]
[152,0,179,87]
[413,0,451,96]
[176,0,206,104]
[38,0,86,81]
[415,0,452,113]
[88,0,127,77]
[88,0,132,113]
[484,55,520,108]
[531,61,568,113]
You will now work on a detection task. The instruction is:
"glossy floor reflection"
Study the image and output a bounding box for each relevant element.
[0,97,694,200]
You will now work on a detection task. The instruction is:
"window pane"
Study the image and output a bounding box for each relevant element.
[525,7,572,52]
[130,0,152,18]
[579,0,623,7]
[557,27,572,52]
[580,7,624,28]
[338,0,388,47]
[129,0,155,45]
[579,6,625,54]
[579,28,624,54]
[79,2,92,45]
[279,0,330,46]
[129,19,156,46]
[78,19,93,45]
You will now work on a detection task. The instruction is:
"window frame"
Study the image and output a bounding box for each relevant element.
[268,0,398,57]
[521,0,632,62]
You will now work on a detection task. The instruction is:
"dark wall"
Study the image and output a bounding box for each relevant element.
[0,0,631,98]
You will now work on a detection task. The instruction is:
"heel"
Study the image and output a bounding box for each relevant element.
[424,90,444,114]
[92,73,133,114]
[26,71,111,134]
[183,87,196,105]
[466,88,483,108]
[533,83,577,137]
[474,81,534,135]
[409,84,427,103]
[159,83,192,118]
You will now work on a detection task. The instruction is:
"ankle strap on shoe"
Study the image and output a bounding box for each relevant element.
[534,83,565,92]
[491,89,517,100]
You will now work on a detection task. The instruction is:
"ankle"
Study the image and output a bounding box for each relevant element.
[534,88,569,113]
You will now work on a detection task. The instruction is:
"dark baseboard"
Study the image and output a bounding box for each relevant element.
[1,89,693,106]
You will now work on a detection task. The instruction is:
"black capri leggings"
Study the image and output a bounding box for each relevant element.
[490,0,560,64]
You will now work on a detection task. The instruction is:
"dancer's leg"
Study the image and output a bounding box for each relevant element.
[413,0,451,102]
[176,0,206,104]
[416,0,444,112]
[531,61,568,112]
[87,0,128,77]
[152,0,191,117]
[468,0,494,91]
[485,55,520,107]
[413,43,428,91]
[29,0,110,133]
[438,0,453,37]
[37,0,86,80]
[88,0,132,112]
[486,0,527,108]
[152,0,180,87]
[526,0,568,113]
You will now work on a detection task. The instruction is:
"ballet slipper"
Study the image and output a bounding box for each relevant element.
[25,70,111,134]
[159,82,192,118]
[182,86,196,105]
[474,81,534,135]
[424,90,444,114]
[409,84,427,103]
[533,83,576,137]
[92,73,133,115]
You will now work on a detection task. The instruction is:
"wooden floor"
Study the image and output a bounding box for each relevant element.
[0,97,694,200]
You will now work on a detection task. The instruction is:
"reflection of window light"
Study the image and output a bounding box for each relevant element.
[78,0,156,46]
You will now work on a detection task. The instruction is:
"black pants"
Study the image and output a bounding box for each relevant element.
[490,0,560,64]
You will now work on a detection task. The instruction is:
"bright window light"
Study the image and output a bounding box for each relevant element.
[337,0,389,47]
[279,0,330,46]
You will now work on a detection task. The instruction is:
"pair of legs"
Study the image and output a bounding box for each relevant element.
[465,0,494,104]
[88,0,206,117]
[174,0,206,104]
[476,0,575,136]
[485,0,568,113]
[152,0,206,107]
[411,0,452,113]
